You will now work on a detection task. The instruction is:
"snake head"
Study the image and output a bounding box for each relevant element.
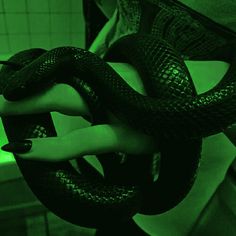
[0,48,47,100]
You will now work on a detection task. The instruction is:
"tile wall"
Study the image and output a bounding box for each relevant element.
[0,0,85,55]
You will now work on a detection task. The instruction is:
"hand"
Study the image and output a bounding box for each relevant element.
[2,59,228,162]
[0,82,157,162]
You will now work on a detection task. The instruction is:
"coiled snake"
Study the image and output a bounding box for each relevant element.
[0,0,236,229]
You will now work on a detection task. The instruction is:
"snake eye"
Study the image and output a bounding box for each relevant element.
[0,60,23,70]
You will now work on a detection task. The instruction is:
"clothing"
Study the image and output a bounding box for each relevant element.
[89,0,236,59]
[179,0,236,32]
[87,1,236,234]
[88,0,236,187]
[82,0,107,49]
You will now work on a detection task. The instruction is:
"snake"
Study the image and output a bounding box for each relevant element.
[0,0,236,229]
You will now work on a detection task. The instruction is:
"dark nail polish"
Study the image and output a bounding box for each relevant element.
[1,140,32,153]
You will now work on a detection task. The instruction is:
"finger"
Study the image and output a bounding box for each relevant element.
[0,124,158,162]
[0,83,91,118]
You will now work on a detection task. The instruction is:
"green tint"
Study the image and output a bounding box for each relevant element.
[0,0,85,54]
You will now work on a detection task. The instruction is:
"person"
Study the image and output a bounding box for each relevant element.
[0,0,234,235]
[0,0,231,162]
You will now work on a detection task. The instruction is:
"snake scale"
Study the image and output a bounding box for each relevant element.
[0,0,236,228]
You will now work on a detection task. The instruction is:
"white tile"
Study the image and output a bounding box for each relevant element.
[50,33,71,48]
[0,1,3,13]
[71,33,85,48]
[0,14,6,34]
[5,13,28,34]
[29,13,50,34]
[0,35,10,53]
[30,34,50,50]
[26,214,46,236]
[3,0,26,13]
[27,0,49,13]
[71,0,83,13]
[51,14,71,33]
[71,13,85,33]
[49,0,71,13]
[9,34,30,53]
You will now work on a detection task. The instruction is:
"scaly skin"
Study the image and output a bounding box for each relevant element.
[0,0,236,228]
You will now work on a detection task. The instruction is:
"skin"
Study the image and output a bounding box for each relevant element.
[0,60,230,161]
[0,0,232,161]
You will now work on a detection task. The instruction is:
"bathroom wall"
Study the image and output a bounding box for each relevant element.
[0,1,94,235]
[0,0,85,55]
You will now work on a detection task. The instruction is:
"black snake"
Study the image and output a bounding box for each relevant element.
[0,0,236,228]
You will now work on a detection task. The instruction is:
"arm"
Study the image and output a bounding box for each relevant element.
[0,59,230,161]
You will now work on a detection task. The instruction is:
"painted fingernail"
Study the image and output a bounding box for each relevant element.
[1,140,32,153]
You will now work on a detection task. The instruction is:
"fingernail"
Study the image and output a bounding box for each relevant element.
[1,140,32,153]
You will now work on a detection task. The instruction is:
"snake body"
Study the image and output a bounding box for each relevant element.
[1,0,236,228]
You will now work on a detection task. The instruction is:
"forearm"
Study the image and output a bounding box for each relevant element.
[108,60,230,95]
[51,60,230,120]
[61,124,157,158]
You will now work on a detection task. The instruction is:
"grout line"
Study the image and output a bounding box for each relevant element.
[25,0,32,48]
[0,31,85,36]
[69,0,73,46]
[44,212,50,236]
[0,176,23,185]
[1,0,11,53]
[48,0,52,48]
[0,0,2,13]
[0,200,44,213]
[0,12,82,14]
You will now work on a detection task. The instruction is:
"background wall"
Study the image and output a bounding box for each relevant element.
[0,0,85,55]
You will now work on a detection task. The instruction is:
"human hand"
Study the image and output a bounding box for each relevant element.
[0,82,157,162]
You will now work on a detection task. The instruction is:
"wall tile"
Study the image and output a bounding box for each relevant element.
[71,13,85,33]
[49,0,71,13]
[71,33,85,48]
[71,0,83,13]
[3,0,26,13]
[0,35,10,53]
[0,0,86,55]
[30,34,50,49]
[51,13,71,33]
[26,214,46,235]
[46,211,96,236]
[9,34,30,53]
[0,1,3,13]
[5,13,28,34]
[51,33,71,47]
[29,13,50,34]
[27,0,49,13]
[0,14,6,34]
